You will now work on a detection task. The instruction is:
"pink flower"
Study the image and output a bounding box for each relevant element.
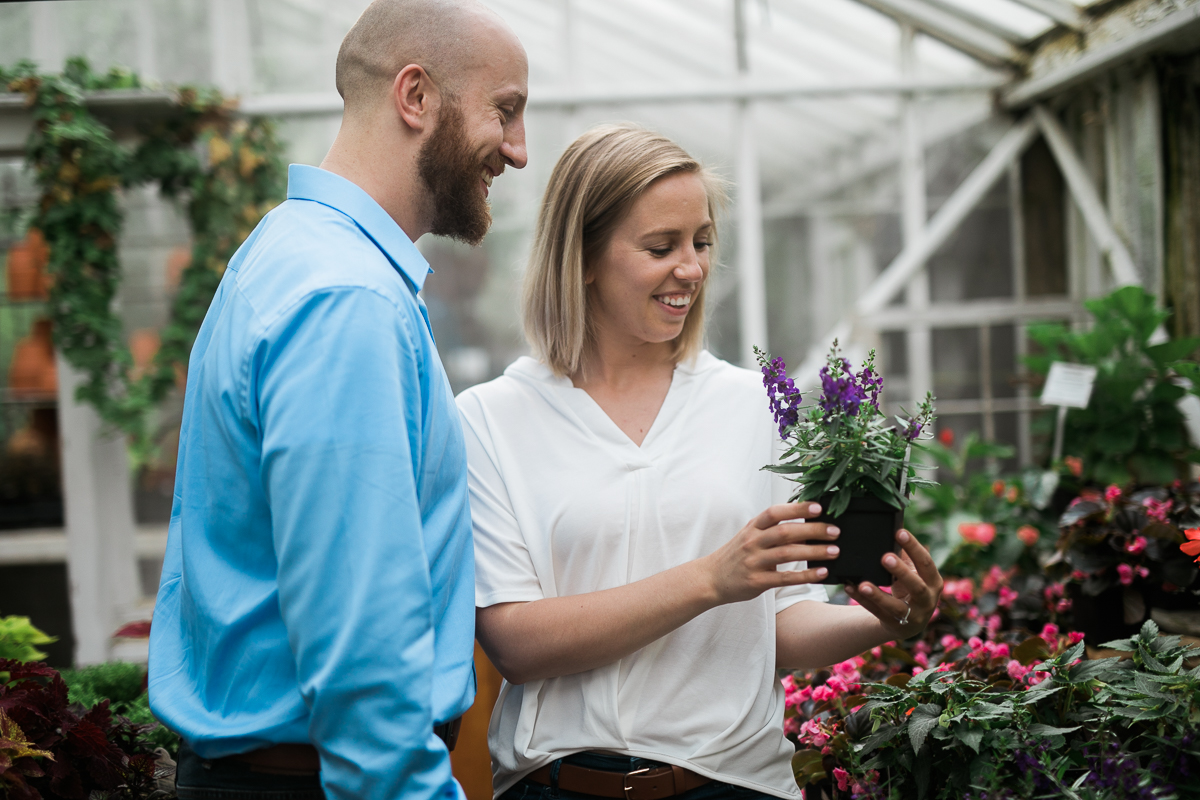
[1017,525,1040,547]
[1126,536,1147,555]
[935,662,953,672]
[940,634,963,650]
[914,652,929,667]
[1143,497,1173,523]
[911,666,924,675]
[784,716,800,736]
[811,684,836,702]
[1137,565,1149,579]
[1064,456,1083,477]
[992,480,1006,497]
[944,578,975,604]
[833,767,850,792]
[998,586,1019,608]
[914,640,931,655]
[1067,631,1085,645]
[1045,582,1065,601]
[959,522,996,546]
[986,615,1002,636]
[1105,484,1122,503]
[1071,570,1088,581]
[1006,485,1020,503]
[799,718,828,748]
[1007,660,1031,680]
[1056,598,1073,613]
[982,565,1006,593]
[825,676,849,694]
[870,646,882,658]
[1028,671,1050,686]
[1117,563,1135,585]
[1040,623,1059,642]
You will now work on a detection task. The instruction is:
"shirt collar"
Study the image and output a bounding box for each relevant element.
[286,164,432,292]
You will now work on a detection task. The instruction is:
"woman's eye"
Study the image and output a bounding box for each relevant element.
[695,241,712,250]
[648,247,671,257]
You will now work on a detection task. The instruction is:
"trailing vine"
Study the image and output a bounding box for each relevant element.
[1,58,286,465]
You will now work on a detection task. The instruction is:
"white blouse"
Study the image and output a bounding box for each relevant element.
[456,351,826,799]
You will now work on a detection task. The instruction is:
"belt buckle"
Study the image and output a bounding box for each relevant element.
[623,766,652,800]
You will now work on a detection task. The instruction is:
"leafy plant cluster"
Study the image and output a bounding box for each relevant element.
[755,343,936,517]
[0,659,160,800]
[1025,286,1200,487]
[59,663,178,756]
[1,58,286,464]
[1052,482,1200,604]
[0,617,56,664]
[788,621,1200,800]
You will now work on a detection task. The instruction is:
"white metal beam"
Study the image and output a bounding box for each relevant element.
[792,116,1040,386]
[736,100,768,366]
[1004,4,1200,107]
[235,78,1003,118]
[918,0,1031,44]
[1005,0,1084,31]
[900,24,932,407]
[1033,105,1139,287]
[850,0,1027,67]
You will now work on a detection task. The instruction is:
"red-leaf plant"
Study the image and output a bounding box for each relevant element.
[0,659,158,800]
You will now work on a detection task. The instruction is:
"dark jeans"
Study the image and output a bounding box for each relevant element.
[499,752,777,800]
[175,743,325,800]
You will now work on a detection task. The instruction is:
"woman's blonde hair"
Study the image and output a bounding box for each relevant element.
[522,124,728,376]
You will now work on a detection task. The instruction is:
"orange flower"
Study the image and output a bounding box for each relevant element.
[1064,456,1083,477]
[1182,528,1200,564]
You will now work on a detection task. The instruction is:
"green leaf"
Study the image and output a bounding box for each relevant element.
[908,704,942,754]
[1027,723,1080,736]
[823,455,853,494]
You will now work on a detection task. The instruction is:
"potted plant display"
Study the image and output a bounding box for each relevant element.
[1053,481,1200,645]
[756,343,936,586]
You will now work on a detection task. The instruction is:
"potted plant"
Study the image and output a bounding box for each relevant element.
[1053,481,1200,645]
[755,342,935,586]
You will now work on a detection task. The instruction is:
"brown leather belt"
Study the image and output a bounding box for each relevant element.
[227,717,462,775]
[527,762,712,800]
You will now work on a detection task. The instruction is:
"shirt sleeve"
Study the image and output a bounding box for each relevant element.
[769,429,830,614]
[256,287,460,800]
[456,395,544,607]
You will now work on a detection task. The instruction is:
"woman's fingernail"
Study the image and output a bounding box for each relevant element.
[861,585,874,596]
[827,546,840,556]
[884,554,897,567]
[816,568,828,578]
[809,504,822,516]
[827,526,840,537]
[898,530,910,543]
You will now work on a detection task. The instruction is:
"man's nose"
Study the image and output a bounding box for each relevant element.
[500,120,528,170]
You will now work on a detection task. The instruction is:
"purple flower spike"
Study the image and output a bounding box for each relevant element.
[757,349,802,438]
[819,357,866,419]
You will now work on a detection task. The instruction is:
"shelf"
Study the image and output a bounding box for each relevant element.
[0,389,56,406]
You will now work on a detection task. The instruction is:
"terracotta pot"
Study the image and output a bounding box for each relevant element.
[165,246,191,291]
[6,243,43,300]
[812,494,903,587]
[9,319,57,397]
[129,328,161,379]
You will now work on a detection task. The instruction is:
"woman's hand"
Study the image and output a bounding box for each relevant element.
[844,529,943,639]
[703,503,840,605]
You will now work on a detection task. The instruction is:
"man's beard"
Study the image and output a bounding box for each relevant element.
[417,99,492,246]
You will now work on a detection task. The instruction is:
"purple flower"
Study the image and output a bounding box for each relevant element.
[857,365,882,411]
[819,356,866,418]
[757,349,802,438]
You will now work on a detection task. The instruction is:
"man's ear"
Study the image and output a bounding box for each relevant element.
[392,64,437,133]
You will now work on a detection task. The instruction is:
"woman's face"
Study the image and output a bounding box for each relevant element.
[585,171,712,350]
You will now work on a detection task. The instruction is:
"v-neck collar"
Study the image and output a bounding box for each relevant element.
[506,351,720,461]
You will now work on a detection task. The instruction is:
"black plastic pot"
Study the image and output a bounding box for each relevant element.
[811,494,902,587]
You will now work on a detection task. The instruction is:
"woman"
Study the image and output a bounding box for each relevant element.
[456,125,943,800]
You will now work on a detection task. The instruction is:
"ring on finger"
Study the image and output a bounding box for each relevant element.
[894,599,912,626]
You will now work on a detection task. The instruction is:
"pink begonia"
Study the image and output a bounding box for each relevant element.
[998,586,1019,608]
[914,640,931,655]
[1117,563,1135,585]
[1056,598,1073,613]
[1017,525,1040,547]
[811,684,836,702]
[968,636,984,651]
[935,662,953,672]
[959,522,996,546]
[870,646,882,659]
[944,578,975,604]
[981,565,1006,593]
[784,716,800,736]
[1137,565,1149,579]
[1071,570,1088,581]
[1045,582,1065,600]
[799,718,828,748]
[940,634,963,650]
[1007,660,1031,680]
[1041,623,1059,641]
[967,606,982,622]
[930,607,941,621]
[914,652,929,667]
[1028,671,1049,686]
[1105,484,1122,503]
[1126,536,1148,555]
[912,666,924,675]
[825,676,849,694]
[1068,631,1085,645]
[1143,497,1173,523]
[833,768,850,792]
[986,614,1002,636]
[780,674,796,693]
[983,641,1009,659]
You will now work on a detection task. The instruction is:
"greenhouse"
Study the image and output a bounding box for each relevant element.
[1,0,1199,798]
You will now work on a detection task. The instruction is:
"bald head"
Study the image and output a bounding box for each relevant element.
[336,0,516,115]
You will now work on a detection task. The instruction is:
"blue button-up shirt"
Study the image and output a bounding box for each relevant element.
[149,165,475,800]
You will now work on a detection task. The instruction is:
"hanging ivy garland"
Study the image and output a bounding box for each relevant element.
[1,58,286,465]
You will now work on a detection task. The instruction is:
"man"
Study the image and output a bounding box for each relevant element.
[148,2,528,799]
